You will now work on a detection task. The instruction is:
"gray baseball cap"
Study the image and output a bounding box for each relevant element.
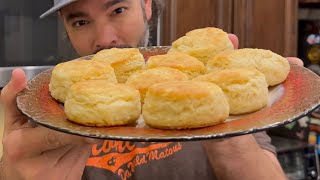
[40,0,78,19]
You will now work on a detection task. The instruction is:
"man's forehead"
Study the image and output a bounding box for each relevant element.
[60,0,131,21]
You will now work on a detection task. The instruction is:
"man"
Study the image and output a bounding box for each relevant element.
[0,0,303,179]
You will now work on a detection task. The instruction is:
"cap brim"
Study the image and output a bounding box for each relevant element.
[40,0,78,19]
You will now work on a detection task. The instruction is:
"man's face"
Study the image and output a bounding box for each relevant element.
[60,0,152,56]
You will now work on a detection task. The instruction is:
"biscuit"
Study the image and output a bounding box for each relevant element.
[65,80,141,127]
[49,60,117,103]
[126,67,189,104]
[91,48,145,83]
[142,81,229,129]
[194,69,268,114]
[146,52,206,79]
[206,48,290,86]
[169,27,234,65]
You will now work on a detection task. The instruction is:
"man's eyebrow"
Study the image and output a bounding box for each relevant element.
[64,0,128,23]
[103,0,128,10]
[65,12,89,23]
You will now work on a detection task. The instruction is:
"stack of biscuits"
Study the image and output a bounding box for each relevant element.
[49,27,290,129]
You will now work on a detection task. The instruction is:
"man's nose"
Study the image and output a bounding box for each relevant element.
[94,24,118,50]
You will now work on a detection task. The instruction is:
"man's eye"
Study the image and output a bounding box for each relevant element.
[73,20,89,27]
[112,7,126,15]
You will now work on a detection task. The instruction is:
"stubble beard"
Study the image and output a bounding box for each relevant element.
[62,2,151,55]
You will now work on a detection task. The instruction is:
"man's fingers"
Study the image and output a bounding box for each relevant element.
[2,69,27,104]
[1,69,28,128]
[3,126,102,159]
[20,144,92,179]
[286,57,304,67]
[31,144,92,179]
[30,127,101,153]
[228,34,239,49]
[54,144,92,180]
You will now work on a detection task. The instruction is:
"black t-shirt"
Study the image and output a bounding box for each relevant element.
[82,132,275,180]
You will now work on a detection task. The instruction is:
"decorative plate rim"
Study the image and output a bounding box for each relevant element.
[16,46,320,142]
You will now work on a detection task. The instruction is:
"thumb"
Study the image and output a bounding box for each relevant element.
[286,57,304,67]
[228,34,239,49]
[1,69,28,128]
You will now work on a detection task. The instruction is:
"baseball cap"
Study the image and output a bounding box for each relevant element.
[40,0,78,19]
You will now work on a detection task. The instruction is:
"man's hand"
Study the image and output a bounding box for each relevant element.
[201,34,303,180]
[286,57,304,66]
[1,69,101,180]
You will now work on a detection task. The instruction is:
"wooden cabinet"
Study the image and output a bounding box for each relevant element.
[161,0,233,45]
[160,0,299,57]
[300,0,320,3]
[233,0,298,57]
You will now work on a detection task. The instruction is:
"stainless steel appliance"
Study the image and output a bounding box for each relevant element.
[272,136,320,180]
[0,0,162,88]
[0,0,77,87]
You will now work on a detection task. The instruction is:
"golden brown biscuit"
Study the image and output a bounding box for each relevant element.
[206,48,290,86]
[49,60,117,103]
[146,52,206,79]
[193,68,268,115]
[142,81,229,129]
[65,80,141,127]
[91,48,145,83]
[126,67,189,104]
[169,27,234,65]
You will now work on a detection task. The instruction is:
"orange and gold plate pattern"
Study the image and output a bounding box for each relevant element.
[16,46,320,141]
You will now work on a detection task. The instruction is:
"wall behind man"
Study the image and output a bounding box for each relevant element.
[160,0,298,57]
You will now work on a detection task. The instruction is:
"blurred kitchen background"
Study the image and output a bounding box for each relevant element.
[1,0,320,179]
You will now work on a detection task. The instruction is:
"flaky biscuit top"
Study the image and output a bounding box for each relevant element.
[147,81,224,100]
[194,68,267,86]
[169,27,234,65]
[52,60,116,81]
[91,48,144,64]
[126,67,189,91]
[67,80,139,102]
[207,48,290,86]
[147,52,205,71]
